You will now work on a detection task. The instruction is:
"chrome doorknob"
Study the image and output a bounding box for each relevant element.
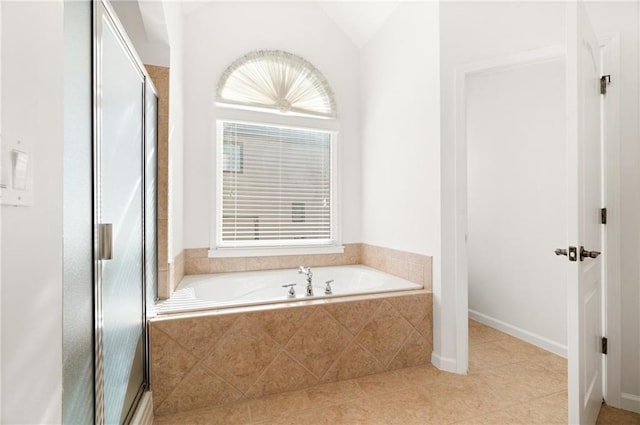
[580,246,601,261]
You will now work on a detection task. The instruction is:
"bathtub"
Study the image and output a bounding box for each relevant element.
[149,264,432,415]
[155,264,423,314]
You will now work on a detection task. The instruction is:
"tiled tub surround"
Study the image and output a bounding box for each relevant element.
[182,243,432,293]
[150,291,432,416]
[145,64,175,299]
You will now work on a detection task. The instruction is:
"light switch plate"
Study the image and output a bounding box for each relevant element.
[1,137,34,206]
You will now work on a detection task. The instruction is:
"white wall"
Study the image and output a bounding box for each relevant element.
[467,59,568,355]
[439,1,565,373]
[163,1,185,259]
[1,2,64,423]
[359,1,444,366]
[182,1,361,249]
[360,2,441,257]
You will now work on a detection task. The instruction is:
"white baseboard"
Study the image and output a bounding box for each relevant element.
[469,309,568,358]
[130,391,154,425]
[620,392,640,414]
[431,351,462,374]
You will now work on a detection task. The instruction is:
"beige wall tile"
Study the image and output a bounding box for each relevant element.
[154,314,236,360]
[386,257,409,279]
[323,299,381,336]
[408,262,426,285]
[247,306,311,346]
[244,352,319,399]
[146,64,171,302]
[150,327,198,410]
[185,248,208,259]
[284,308,352,378]
[355,301,414,367]
[182,243,382,281]
[157,270,169,300]
[173,250,185,287]
[155,364,243,416]
[387,330,432,370]
[321,342,384,382]
[203,316,280,393]
[150,292,432,414]
[157,218,169,270]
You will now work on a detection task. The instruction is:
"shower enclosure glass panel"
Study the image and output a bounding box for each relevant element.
[98,12,146,424]
[62,0,94,423]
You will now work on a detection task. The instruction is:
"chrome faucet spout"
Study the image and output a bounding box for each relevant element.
[298,266,313,296]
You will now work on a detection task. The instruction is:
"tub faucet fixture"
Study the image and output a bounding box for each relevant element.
[299,266,313,296]
[282,283,297,298]
[324,279,334,295]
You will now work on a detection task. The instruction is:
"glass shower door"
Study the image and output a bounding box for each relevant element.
[96,6,146,424]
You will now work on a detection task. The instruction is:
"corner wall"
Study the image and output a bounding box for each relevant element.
[1,1,64,423]
[360,1,441,364]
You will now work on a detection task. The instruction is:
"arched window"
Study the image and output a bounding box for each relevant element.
[212,51,341,255]
[216,50,337,119]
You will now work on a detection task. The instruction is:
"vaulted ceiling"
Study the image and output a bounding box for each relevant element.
[115,0,401,51]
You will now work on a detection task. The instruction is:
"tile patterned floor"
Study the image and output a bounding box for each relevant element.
[155,320,640,424]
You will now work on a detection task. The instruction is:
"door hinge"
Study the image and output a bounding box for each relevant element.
[601,336,608,355]
[601,208,607,224]
[601,75,611,95]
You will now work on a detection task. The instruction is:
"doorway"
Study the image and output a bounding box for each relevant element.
[454,26,622,423]
[466,57,568,356]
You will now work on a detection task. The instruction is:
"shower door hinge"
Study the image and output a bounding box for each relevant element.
[601,208,607,224]
[600,75,611,95]
[601,336,608,355]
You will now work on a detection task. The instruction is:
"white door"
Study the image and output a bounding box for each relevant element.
[566,2,604,424]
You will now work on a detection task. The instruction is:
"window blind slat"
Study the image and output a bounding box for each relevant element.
[219,121,333,246]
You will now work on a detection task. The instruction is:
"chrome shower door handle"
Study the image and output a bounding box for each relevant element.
[99,223,113,260]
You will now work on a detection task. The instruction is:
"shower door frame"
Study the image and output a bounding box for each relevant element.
[92,0,157,423]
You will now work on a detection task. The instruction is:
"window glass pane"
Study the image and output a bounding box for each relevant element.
[219,121,332,247]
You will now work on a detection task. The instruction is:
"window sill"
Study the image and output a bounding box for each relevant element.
[208,245,345,258]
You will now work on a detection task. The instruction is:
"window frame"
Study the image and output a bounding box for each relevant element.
[209,114,342,258]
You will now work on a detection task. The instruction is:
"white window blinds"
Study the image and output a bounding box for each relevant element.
[217,121,334,248]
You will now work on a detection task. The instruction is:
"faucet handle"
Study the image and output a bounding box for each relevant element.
[282,283,297,298]
[324,279,334,295]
